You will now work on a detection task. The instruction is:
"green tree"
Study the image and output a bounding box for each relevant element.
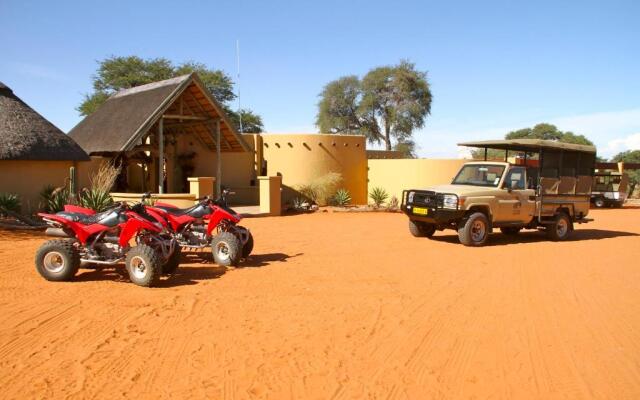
[316,60,432,151]
[226,108,264,133]
[394,139,417,158]
[78,56,263,132]
[611,150,640,197]
[316,76,362,134]
[471,123,594,159]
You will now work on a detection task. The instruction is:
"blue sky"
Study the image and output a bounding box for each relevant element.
[1,0,639,158]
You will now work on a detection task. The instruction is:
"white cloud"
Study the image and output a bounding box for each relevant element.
[415,108,640,159]
[603,132,640,155]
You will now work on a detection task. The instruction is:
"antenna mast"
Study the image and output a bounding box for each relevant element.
[236,39,243,134]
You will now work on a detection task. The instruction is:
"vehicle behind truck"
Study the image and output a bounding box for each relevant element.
[591,172,629,208]
[401,139,597,246]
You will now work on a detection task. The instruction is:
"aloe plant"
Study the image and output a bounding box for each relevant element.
[79,189,113,212]
[0,193,21,215]
[333,189,351,206]
[369,187,388,208]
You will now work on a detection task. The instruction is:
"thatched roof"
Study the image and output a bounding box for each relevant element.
[69,73,249,155]
[0,82,89,161]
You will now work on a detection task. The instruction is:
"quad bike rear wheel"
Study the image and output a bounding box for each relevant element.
[35,239,80,281]
[211,232,241,266]
[125,244,160,287]
[161,244,182,275]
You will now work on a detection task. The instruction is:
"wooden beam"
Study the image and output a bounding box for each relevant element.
[215,119,222,196]
[158,118,164,194]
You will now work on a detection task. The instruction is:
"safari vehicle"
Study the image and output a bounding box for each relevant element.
[590,172,629,208]
[401,139,597,246]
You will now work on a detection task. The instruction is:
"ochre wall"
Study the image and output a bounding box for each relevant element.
[367,159,468,202]
[0,160,75,213]
[261,134,368,205]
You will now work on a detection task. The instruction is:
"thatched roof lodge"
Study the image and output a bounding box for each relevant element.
[68,73,253,195]
[0,82,88,162]
[0,82,89,212]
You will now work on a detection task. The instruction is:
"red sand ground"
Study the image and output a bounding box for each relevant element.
[0,208,639,399]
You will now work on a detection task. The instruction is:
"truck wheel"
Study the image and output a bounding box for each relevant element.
[546,213,572,241]
[593,197,605,208]
[125,244,160,287]
[35,239,80,281]
[500,227,521,235]
[211,232,242,266]
[161,244,182,275]
[458,212,490,246]
[408,220,436,237]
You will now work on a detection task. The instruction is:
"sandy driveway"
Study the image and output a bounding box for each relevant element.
[0,208,639,399]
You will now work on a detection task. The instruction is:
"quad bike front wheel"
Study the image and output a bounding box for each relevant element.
[211,232,242,266]
[125,244,160,287]
[35,239,80,281]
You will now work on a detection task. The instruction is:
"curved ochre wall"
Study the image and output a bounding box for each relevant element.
[368,159,468,201]
[261,134,368,205]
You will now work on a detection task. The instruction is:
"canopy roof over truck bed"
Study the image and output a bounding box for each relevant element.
[458,139,596,154]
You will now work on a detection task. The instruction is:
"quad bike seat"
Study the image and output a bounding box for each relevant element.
[57,209,122,227]
[156,204,210,218]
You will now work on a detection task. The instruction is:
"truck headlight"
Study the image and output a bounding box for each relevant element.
[408,191,415,203]
[442,194,458,209]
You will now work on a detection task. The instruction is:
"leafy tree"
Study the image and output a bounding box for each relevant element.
[611,150,640,197]
[78,56,263,132]
[316,76,362,134]
[226,108,264,133]
[394,139,417,158]
[471,123,594,159]
[316,60,432,151]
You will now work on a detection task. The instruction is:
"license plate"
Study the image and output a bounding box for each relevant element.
[413,207,429,216]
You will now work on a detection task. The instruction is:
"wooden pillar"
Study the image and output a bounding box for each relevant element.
[158,118,164,194]
[215,119,222,197]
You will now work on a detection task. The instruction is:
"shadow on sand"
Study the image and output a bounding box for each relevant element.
[74,252,303,287]
[430,228,639,247]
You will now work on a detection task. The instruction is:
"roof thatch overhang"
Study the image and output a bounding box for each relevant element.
[69,73,249,155]
[0,82,89,161]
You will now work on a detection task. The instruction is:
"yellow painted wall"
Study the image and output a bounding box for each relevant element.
[0,160,76,213]
[367,159,468,202]
[261,134,368,205]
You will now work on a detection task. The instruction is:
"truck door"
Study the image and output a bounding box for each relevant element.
[498,167,536,224]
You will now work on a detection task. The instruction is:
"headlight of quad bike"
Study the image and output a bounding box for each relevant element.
[407,191,415,203]
[442,194,458,209]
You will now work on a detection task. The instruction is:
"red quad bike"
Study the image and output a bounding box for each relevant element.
[148,189,253,267]
[35,194,179,287]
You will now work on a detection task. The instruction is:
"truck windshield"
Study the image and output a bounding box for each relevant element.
[452,164,506,187]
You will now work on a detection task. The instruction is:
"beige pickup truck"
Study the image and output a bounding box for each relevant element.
[402,139,596,246]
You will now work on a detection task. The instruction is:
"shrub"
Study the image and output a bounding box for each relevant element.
[333,189,351,206]
[369,187,388,208]
[0,193,21,215]
[90,161,121,193]
[40,186,70,213]
[79,188,114,212]
[296,172,343,206]
[387,195,399,210]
